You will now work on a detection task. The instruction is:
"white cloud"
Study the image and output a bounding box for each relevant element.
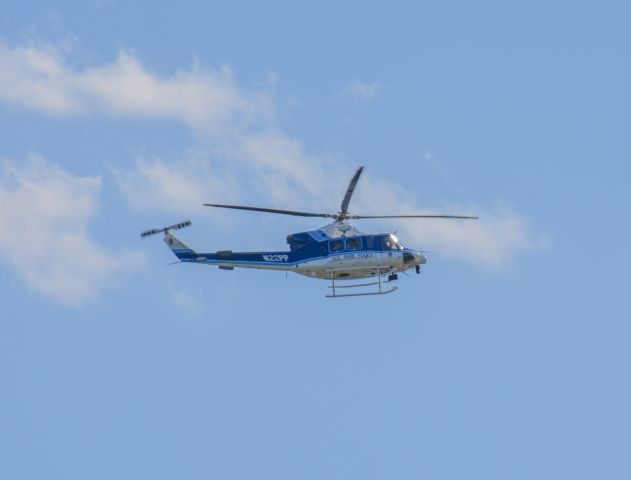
[113,155,242,214]
[354,176,547,268]
[115,130,341,216]
[238,130,338,205]
[0,155,142,305]
[343,80,382,100]
[0,41,273,133]
[0,42,84,114]
[401,206,545,268]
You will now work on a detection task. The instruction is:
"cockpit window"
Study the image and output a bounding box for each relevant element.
[329,239,344,252]
[390,234,403,249]
[382,234,403,250]
[347,237,362,251]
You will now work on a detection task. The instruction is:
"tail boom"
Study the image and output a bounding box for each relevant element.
[165,232,294,270]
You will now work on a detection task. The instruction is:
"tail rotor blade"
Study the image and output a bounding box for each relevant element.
[166,220,192,230]
[140,219,192,238]
[140,228,163,238]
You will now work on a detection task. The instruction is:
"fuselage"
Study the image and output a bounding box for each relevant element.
[166,223,427,280]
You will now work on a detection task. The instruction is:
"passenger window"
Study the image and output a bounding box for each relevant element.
[366,236,374,249]
[347,237,362,251]
[329,239,344,252]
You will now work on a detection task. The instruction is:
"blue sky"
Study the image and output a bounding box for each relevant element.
[1,1,630,479]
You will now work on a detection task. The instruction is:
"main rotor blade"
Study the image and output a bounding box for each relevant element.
[203,203,332,218]
[340,166,364,215]
[350,214,479,219]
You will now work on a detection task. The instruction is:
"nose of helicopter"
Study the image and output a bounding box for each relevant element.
[414,251,427,264]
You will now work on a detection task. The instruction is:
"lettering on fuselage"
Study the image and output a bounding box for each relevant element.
[330,252,374,262]
[262,254,289,262]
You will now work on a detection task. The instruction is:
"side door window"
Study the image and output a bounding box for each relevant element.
[329,239,345,253]
[346,237,362,251]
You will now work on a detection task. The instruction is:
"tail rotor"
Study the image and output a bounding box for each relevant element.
[140,220,192,238]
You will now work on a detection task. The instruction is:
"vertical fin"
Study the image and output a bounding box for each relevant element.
[164,231,195,259]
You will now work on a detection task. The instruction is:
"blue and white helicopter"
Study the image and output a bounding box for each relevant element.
[141,167,477,297]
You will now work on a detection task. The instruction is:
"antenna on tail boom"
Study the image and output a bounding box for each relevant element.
[140,220,192,238]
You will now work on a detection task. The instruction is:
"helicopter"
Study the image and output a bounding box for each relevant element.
[141,167,477,297]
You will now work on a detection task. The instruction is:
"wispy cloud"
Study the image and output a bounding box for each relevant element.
[0,41,273,133]
[0,154,142,305]
[343,80,382,100]
[113,154,242,214]
[237,130,338,205]
[354,176,546,268]
[115,130,341,215]
[397,204,548,268]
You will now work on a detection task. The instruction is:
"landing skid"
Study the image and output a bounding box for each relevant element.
[326,274,398,298]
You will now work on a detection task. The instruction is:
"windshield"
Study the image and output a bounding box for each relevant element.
[382,234,403,250]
